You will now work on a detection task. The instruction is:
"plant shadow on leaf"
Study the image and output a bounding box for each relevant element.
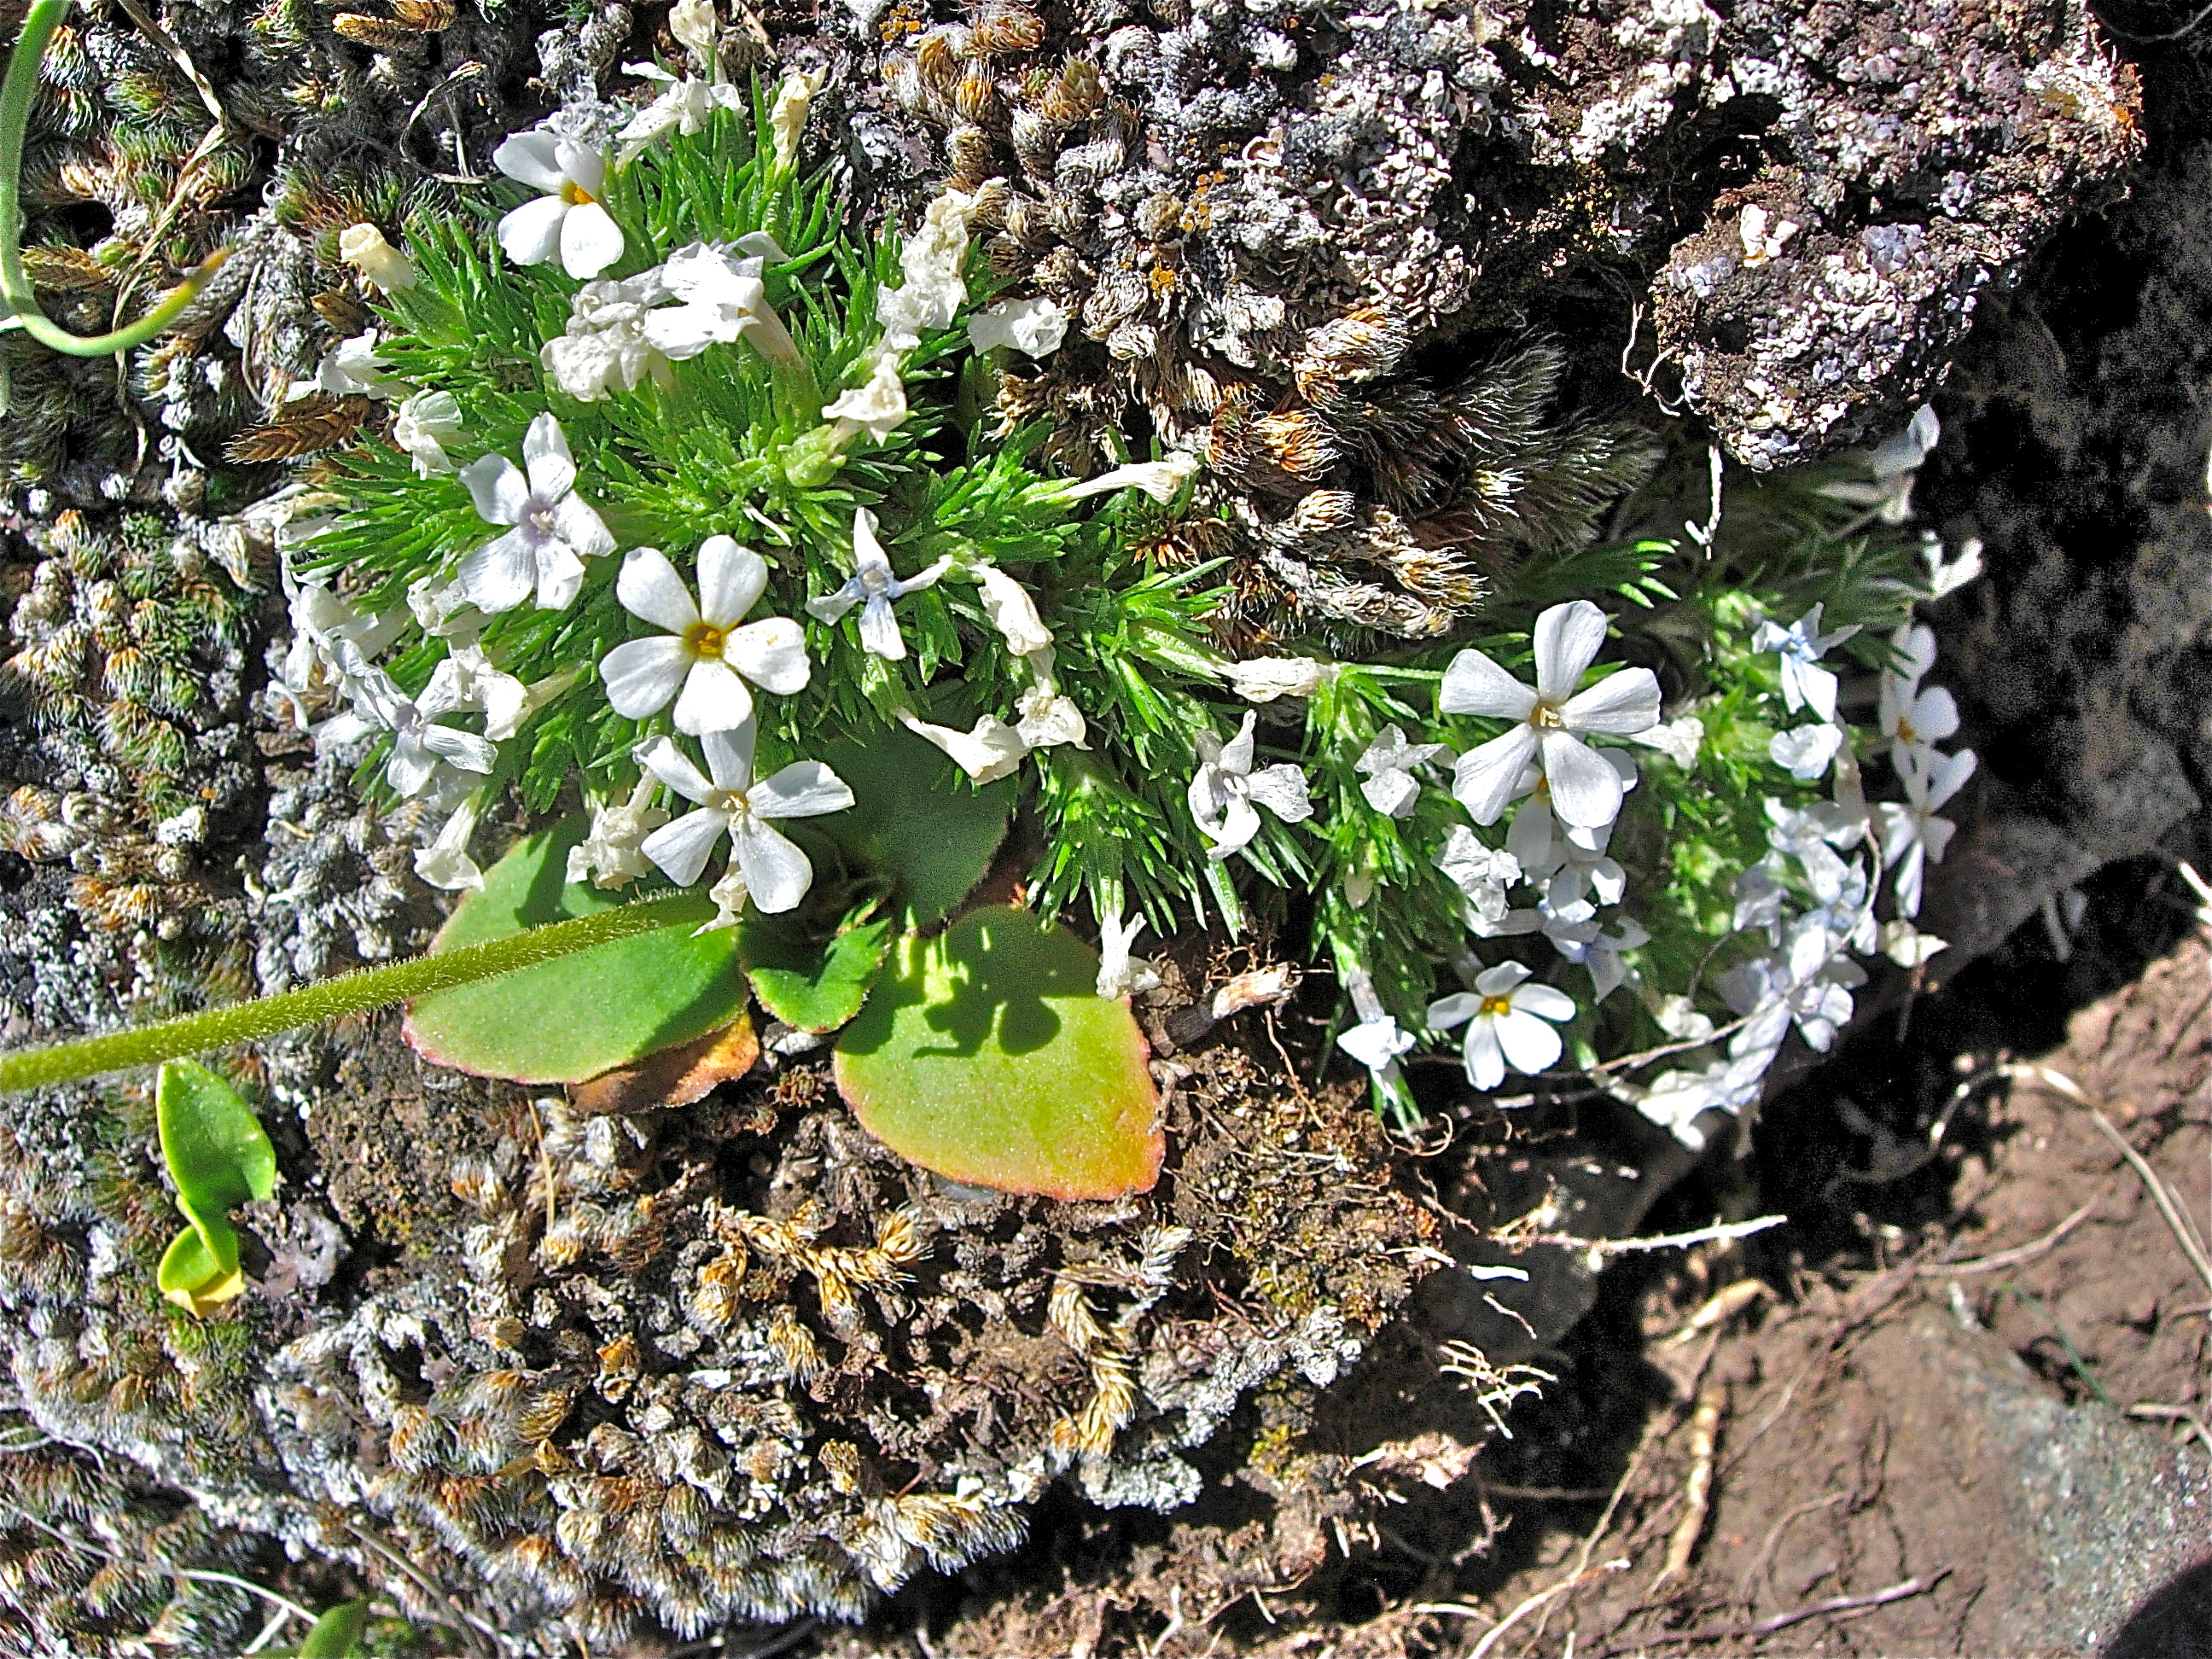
[835,909,1161,1199]
[404,816,745,1084]
[815,725,1015,928]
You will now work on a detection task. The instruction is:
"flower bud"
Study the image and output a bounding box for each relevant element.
[338,223,416,292]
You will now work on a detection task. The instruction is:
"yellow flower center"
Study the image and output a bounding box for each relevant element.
[1530,701,1565,730]
[562,182,597,206]
[1478,993,1514,1019]
[685,620,727,659]
[1895,716,1918,745]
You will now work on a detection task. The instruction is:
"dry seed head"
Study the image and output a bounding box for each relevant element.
[20,245,112,292]
[390,0,455,26]
[330,13,422,49]
[818,1440,864,1495]
[881,53,924,110]
[972,0,1045,53]
[1047,1278,1108,1355]
[766,1306,825,1385]
[1076,1348,1138,1452]
[916,31,962,89]
[1038,57,1103,125]
[954,66,998,121]
[810,1259,864,1341]
[1257,410,1338,479]
[449,1155,508,1214]
[595,1334,641,1403]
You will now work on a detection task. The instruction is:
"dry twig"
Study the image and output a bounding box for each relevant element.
[1592,1570,1948,1656]
[1915,1200,2097,1278]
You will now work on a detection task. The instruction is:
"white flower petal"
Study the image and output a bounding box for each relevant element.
[496,196,568,266]
[673,658,756,734]
[460,454,527,525]
[616,547,702,634]
[522,414,576,498]
[1427,992,1480,1029]
[1513,981,1577,1022]
[1532,600,1609,705]
[1493,1006,1564,1076]
[1245,763,1313,824]
[533,543,585,610]
[550,492,615,561]
[421,725,498,774]
[457,529,536,614]
[634,734,717,804]
[1540,730,1624,830]
[1561,666,1661,736]
[859,595,905,660]
[641,806,731,887]
[1439,648,1537,719]
[731,816,815,913]
[700,723,758,792]
[1462,1020,1506,1091]
[723,618,810,694]
[806,582,862,626]
[1360,770,1420,818]
[493,131,568,191]
[1452,725,1539,826]
[1202,793,1262,859]
[697,535,768,626]
[748,760,856,820]
[559,201,626,279]
[385,741,438,798]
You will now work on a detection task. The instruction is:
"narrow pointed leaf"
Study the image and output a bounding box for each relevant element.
[404,816,743,1084]
[834,908,1162,1199]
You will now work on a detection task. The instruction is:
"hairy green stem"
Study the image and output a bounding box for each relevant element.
[2,0,231,357]
[0,892,717,1091]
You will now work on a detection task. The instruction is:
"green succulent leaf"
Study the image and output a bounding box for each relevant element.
[154,1061,275,1316]
[402,817,734,1084]
[816,728,1016,928]
[834,907,1161,1199]
[738,898,896,1033]
[297,1599,372,1657]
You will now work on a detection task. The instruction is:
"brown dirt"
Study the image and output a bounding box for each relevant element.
[803,882,2212,1659]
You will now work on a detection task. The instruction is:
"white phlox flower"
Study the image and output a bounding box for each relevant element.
[897,710,1029,783]
[1045,451,1203,506]
[769,69,823,171]
[1224,655,1333,703]
[1337,968,1414,1081]
[284,580,404,696]
[601,538,810,735]
[635,727,855,910]
[392,390,463,476]
[822,349,909,445]
[1434,825,1521,926]
[805,507,952,660]
[568,775,671,889]
[338,223,416,292]
[492,129,624,280]
[1924,533,1983,600]
[1013,648,1088,751]
[1720,916,1866,1057]
[1820,405,1938,524]
[1752,602,1860,724]
[1765,796,1862,905]
[1877,623,1959,767]
[352,658,499,798]
[300,329,405,400]
[1628,713,1705,769]
[1094,903,1161,1000]
[456,415,617,613]
[542,269,676,402]
[615,64,748,164]
[1796,847,1877,956]
[1442,599,1662,830]
[968,295,1067,358]
[1732,858,1789,939]
[669,0,719,62]
[1879,917,1949,969]
[1505,754,1637,881]
[1636,1052,1769,1150]
[646,239,804,375]
[1428,960,1577,1091]
[877,187,975,351]
[1188,711,1313,860]
[1545,908,1649,1001]
[416,792,486,893]
[1540,818,1626,911]
[1770,721,1844,783]
[449,643,574,741]
[1876,746,1976,918]
[975,565,1053,656]
[1356,724,1451,818]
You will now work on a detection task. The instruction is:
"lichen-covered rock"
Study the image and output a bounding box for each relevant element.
[0,1019,1441,1650]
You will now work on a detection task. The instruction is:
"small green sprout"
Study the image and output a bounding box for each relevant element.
[153,1061,276,1317]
